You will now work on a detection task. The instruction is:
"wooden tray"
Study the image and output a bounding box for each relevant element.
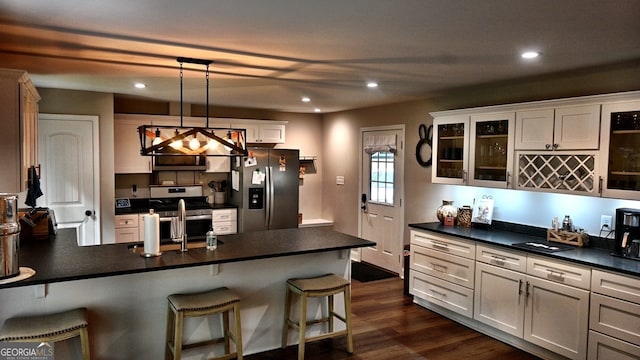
[547,229,586,247]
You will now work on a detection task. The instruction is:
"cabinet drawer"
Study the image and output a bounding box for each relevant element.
[213,222,237,235]
[115,214,139,228]
[115,227,139,243]
[409,269,474,318]
[212,209,237,222]
[592,269,640,304]
[410,230,475,260]
[588,331,640,360]
[410,245,475,289]
[590,293,640,346]
[476,244,527,272]
[526,256,591,290]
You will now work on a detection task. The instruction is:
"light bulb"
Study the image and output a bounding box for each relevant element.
[189,137,200,150]
[169,129,182,149]
[152,129,162,146]
[207,139,219,151]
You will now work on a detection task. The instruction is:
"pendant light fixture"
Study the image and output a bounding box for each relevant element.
[138,57,248,157]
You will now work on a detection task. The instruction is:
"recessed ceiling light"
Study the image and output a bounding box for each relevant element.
[366,82,378,88]
[134,83,146,89]
[521,51,540,59]
[301,97,311,102]
[314,108,321,113]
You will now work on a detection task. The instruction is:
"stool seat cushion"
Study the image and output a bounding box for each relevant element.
[0,308,88,341]
[168,287,240,312]
[288,274,350,292]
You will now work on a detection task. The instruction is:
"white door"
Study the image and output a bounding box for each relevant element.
[39,114,100,246]
[359,127,404,273]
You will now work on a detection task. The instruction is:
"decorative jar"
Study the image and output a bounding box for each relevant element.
[457,206,472,227]
[436,200,458,224]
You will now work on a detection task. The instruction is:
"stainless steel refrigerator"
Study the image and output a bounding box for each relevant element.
[229,148,299,232]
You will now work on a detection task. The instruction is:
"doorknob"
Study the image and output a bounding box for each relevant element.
[85,210,94,217]
[361,194,367,210]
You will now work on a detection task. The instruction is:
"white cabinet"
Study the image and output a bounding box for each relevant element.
[114,117,152,173]
[0,69,40,192]
[431,115,470,185]
[474,245,590,360]
[474,245,527,337]
[588,270,640,360]
[409,230,475,317]
[469,112,515,188]
[599,100,640,200]
[524,274,590,360]
[114,214,140,243]
[236,120,286,144]
[212,208,237,235]
[515,104,600,150]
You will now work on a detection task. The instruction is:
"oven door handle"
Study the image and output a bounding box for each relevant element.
[185,214,213,221]
[159,217,173,223]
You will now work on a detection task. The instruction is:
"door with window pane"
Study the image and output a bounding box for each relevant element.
[360,128,404,274]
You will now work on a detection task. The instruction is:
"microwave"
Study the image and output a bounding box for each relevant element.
[152,154,207,171]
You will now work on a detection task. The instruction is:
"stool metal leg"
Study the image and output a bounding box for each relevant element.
[328,294,334,333]
[223,310,231,355]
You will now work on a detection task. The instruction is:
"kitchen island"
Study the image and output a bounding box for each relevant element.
[0,227,374,360]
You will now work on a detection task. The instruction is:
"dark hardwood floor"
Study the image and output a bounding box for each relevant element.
[246,276,542,360]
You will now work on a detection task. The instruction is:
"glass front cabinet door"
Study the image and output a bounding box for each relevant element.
[600,100,640,200]
[432,115,469,185]
[469,112,515,188]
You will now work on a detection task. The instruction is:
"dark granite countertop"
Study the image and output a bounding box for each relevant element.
[409,222,640,277]
[1,227,374,289]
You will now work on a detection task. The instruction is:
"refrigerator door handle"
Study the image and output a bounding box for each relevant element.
[267,166,275,227]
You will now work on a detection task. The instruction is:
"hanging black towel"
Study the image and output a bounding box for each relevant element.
[25,166,43,208]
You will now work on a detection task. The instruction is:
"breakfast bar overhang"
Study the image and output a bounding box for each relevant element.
[0,227,375,360]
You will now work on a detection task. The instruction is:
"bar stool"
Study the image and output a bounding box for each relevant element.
[165,287,242,360]
[282,274,353,360]
[0,307,91,360]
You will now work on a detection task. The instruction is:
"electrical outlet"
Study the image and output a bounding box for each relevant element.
[600,215,612,230]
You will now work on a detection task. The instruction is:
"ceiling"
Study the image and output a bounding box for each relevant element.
[1,0,639,113]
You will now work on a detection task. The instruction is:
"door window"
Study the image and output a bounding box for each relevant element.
[369,150,394,205]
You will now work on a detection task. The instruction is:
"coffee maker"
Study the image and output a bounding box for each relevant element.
[614,208,640,259]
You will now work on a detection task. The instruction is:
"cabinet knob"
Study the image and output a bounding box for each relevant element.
[545,144,552,150]
[85,210,93,216]
[553,143,559,150]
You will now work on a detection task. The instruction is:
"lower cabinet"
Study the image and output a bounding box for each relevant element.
[114,214,140,243]
[411,230,595,360]
[524,275,590,360]
[474,248,590,360]
[588,270,640,360]
[212,208,237,235]
[409,230,475,318]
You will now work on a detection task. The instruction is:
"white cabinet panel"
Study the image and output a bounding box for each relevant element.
[527,255,591,290]
[212,208,237,235]
[114,117,151,173]
[476,244,527,272]
[515,109,555,150]
[524,276,590,360]
[410,230,475,259]
[474,262,526,337]
[409,269,474,318]
[590,293,640,346]
[592,270,640,306]
[554,104,601,150]
[588,331,640,360]
[410,245,475,289]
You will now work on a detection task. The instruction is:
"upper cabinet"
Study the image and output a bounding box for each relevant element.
[235,120,286,144]
[430,91,640,200]
[431,115,469,185]
[515,104,601,151]
[0,69,40,192]
[599,100,640,200]
[469,112,515,188]
[114,117,151,174]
